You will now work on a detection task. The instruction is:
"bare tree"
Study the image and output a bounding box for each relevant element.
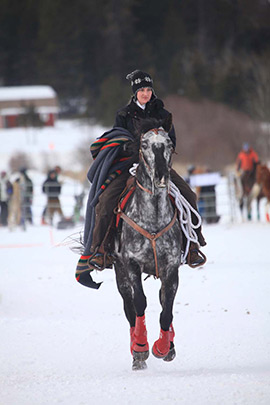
[246,53,270,159]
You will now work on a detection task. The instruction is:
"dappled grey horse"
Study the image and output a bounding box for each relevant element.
[114,115,182,370]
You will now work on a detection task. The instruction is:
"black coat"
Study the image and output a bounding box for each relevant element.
[114,96,176,147]
[42,173,61,198]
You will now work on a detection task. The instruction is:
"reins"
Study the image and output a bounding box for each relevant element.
[136,179,152,194]
[116,205,177,278]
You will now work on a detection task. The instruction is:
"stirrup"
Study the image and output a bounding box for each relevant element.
[187,248,207,268]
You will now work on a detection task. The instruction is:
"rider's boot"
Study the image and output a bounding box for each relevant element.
[187,242,207,268]
[88,252,114,270]
[75,252,113,281]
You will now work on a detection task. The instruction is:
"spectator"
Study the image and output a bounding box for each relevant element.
[19,167,33,224]
[42,169,64,225]
[8,176,21,229]
[0,171,13,226]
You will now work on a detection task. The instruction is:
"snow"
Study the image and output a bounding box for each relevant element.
[1,120,270,404]
[0,119,106,171]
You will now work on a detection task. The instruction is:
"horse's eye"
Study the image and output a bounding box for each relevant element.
[141,142,147,149]
[167,142,173,151]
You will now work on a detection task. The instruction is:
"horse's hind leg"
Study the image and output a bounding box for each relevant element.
[152,269,179,360]
[266,200,270,222]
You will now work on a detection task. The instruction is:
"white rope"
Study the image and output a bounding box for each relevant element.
[129,163,201,264]
[169,181,201,264]
[129,163,139,176]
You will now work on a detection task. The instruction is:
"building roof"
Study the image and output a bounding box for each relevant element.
[0,86,59,115]
[0,86,57,101]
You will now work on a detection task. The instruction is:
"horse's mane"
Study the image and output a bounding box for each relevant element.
[134,114,172,137]
[133,118,163,138]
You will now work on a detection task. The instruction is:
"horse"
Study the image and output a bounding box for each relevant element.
[249,163,270,222]
[114,115,182,370]
[235,163,262,220]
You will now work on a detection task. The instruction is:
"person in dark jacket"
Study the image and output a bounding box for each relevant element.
[19,167,33,224]
[83,70,206,272]
[0,171,13,226]
[42,169,63,225]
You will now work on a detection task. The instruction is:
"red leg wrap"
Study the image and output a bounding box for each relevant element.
[131,315,149,353]
[152,329,170,358]
[169,323,175,343]
[130,326,135,354]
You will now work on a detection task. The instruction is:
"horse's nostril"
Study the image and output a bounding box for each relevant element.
[155,176,166,188]
[159,176,165,186]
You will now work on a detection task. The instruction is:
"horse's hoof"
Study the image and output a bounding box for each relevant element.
[152,344,169,359]
[163,342,176,362]
[132,349,149,362]
[132,359,147,371]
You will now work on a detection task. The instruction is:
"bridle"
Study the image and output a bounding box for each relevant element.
[116,127,177,278]
[136,127,171,195]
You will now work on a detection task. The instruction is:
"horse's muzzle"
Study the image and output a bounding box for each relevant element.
[155,175,167,188]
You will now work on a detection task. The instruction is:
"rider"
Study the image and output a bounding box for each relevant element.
[236,142,259,175]
[77,70,207,279]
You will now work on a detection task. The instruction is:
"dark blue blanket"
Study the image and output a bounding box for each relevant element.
[83,127,134,255]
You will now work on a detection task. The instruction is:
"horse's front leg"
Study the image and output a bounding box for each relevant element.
[152,269,179,360]
[128,260,149,369]
[114,260,136,345]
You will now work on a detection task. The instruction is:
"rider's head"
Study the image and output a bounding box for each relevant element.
[126,70,155,103]
[243,142,250,152]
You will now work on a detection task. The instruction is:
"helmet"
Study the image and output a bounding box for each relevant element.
[243,142,250,152]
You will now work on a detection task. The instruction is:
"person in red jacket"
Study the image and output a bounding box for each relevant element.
[236,143,259,173]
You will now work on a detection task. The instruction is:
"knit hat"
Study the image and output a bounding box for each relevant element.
[126,70,154,95]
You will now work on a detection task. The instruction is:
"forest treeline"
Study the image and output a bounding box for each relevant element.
[0,0,270,128]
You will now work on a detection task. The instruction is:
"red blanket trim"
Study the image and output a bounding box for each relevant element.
[116,187,136,227]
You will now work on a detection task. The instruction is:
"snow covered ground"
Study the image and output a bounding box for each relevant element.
[1,120,270,404]
[1,222,269,405]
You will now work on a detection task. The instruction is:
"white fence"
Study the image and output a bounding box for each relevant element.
[6,174,268,230]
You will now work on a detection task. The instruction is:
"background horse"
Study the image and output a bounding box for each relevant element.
[235,163,262,220]
[114,115,182,370]
[249,163,270,222]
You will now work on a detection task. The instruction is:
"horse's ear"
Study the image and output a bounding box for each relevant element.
[162,113,173,133]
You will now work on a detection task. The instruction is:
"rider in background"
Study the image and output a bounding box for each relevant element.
[236,143,259,175]
[83,70,207,272]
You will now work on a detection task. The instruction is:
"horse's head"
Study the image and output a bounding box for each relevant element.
[136,115,174,189]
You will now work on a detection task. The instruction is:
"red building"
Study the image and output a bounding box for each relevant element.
[0,86,59,128]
